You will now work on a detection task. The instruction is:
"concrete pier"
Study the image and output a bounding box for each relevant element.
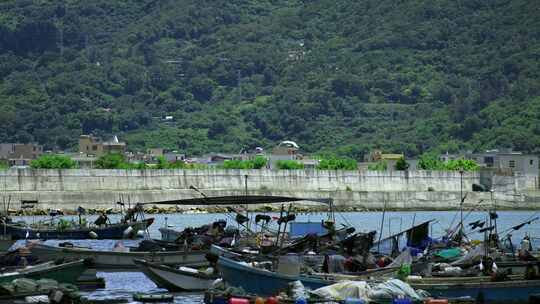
[0,169,538,210]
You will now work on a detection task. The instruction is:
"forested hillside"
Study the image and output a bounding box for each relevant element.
[1,0,539,158]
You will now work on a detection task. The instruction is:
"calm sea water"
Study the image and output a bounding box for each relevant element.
[12,210,540,303]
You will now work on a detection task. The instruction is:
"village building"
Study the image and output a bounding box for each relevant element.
[441,149,539,176]
[0,143,43,166]
[79,135,126,157]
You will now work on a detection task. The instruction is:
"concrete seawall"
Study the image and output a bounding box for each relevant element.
[0,169,538,210]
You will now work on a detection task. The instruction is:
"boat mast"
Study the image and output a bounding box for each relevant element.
[377,199,387,253]
[459,169,464,244]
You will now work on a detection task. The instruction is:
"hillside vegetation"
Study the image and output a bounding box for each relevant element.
[1,0,539,158]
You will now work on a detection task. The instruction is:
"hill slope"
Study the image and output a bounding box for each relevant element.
[1,0,539,158]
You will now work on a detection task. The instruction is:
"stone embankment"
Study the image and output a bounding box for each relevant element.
[0,169,538,212]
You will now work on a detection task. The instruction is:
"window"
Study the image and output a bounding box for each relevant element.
[509,160,515,168]
[530,159,534,166]
[484,156,494,167]
[92,145,98,151]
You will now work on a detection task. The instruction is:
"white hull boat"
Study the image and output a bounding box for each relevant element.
[134,259,216,291]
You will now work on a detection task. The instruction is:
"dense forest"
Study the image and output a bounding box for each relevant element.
[1,0,539,159]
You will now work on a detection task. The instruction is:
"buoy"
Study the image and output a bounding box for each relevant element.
[254,297,265,304]
[424,300,449,304]
[229,298,249,304]
[266,297,279,304]
[88,231,98,239]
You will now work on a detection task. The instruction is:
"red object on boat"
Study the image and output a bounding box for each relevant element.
[266,297,279,304]
[424,299,449,304]
[229,298,250,304]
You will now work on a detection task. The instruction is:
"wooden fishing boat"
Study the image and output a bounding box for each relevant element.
[0,259,87,284]
[159,227,181,242]
[134,259,217,291]
[2,218,154,240]
[217,255,336,296]
[410,276,540,303]
[29,242,207,269]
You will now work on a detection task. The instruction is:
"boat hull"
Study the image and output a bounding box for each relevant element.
[0,259,87,285]
[134,259,214,291]
[30,243,207,269]
[159,227,181,242]
[412,279,540,303]
[0,239,15,252]
[5,218,154,240]
[217,256,334,296]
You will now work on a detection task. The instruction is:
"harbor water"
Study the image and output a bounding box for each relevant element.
[11,210,540,303]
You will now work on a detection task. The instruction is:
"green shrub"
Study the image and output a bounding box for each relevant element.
[156,156,169,169]
[95,153,127,169]
[30,155,77,169]
[251,156,268,169]
[394,157,409,170]
[368,161,387,171]
[0,160,8,170]
[445,158,479,171]
[418,153,479,171]
[276,160,304,170]
[168,160,207,169]
[317,157,358,170]
[221,156,267,169]
[418,153,445,170]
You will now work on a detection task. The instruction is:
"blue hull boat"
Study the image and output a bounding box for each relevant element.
[3,218,154,240]
[217,256,336,296]
[412,278,540,303]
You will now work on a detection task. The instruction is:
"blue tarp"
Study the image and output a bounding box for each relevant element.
[289,222,327,237]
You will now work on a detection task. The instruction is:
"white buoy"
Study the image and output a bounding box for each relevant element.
[89,231,98,239]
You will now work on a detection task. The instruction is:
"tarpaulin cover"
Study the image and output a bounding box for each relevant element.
[388,248,413,268]
[450,244,484,266]
[368,279,424,301]
[311,281,371,301]
[289,222,327,238]
[312,279,425,302]
[434,248,462,261]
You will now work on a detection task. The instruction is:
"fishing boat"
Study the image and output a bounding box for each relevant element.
[28,242,207,269]
[159,227,181,242]
[134,259,217,291]
[2,218,154,240]
[0,259,88,284]
[410,276,540,303]
[217,255,336,296]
